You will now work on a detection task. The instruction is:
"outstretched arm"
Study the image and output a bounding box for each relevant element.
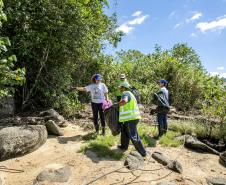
[76,87,87,92]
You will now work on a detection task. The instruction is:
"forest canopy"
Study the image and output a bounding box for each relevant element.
[0,0,225,124]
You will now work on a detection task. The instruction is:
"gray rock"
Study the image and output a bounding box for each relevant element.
[156,182,177,185]
[168,160,183,173]
[220,151,226,167]
[36,164,71,183]
[124,151,144,170]
[40,109,65,126]
[45,120,63,136]
[0,125,47,161]
[207,177,226,185]
[185,136,220,155]
[152,152,183,173]
[152,152,170,166]
[0,96,14,118]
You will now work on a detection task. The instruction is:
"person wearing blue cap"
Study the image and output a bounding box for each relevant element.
[156,79,169,137]
[76,74,109,135]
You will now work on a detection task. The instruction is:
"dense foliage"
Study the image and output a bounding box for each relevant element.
[0,0,25,97]
[2,0,122,112]
[1,0,225,126]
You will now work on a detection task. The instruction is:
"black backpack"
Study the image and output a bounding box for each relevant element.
[130,86,141,104]
[153,91,170,113]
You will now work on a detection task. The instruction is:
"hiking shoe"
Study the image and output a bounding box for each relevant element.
[117,145,127,151]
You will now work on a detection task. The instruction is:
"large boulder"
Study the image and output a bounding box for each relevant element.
[124,151,144,170]
[219,151,226,167]
[0,96,14,118]
[34,164,71,184]
[185,136,220,155]
[40,109,65,126]
[0,125,47,161]
[206,177,226,185]
[45,120,63,136]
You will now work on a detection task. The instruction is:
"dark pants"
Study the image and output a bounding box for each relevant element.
[157,113,168,136]
[91,102,106,132]
[121,119,146,157]
[117,96,121,102]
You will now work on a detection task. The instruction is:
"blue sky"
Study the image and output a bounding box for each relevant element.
[105,0,226,77]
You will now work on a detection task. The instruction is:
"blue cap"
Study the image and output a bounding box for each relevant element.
[95,74,102,81]
[159,79,168,85]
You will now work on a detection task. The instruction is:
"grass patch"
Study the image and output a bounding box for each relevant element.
[138,124,156,147]
[159,131,182,147]
[79,130,124,160]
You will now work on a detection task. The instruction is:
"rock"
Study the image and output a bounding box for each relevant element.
[175,135,190,142]
[156,182,177,185]
[0,125,47,161]
[35,164,71,183]
[40,109,65,126]
[0,96,14,118]
[206,177,226,185]
[124,151,144,170]
[185,136,220,155]
[152,152,170,166]
[152,152,183,173]
[219,151,226,167]
[168,160,183,173]
[45,120,63,136]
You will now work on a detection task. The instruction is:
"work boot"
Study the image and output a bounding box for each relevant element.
[102,127,105,136]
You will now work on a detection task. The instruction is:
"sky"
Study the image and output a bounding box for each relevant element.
[104,0,226,78]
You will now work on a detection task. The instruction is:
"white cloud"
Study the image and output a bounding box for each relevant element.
[186,12,202,22]
[116,12,149,34]
[132,11,142,17]
[217,66,225,70]
[196,15,226,32]
[174,23,181,29]
[128,15,149,25]
[169,11,176,19]
[190,33,198,37]
[116,23,134,34]
[210,72,226,78]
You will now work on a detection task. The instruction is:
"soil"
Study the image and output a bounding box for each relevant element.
[0,122,226,185]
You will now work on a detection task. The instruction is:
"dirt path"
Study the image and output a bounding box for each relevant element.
[0,123,225,185]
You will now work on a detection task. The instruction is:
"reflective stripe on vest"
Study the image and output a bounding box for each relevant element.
[119,91,141,123]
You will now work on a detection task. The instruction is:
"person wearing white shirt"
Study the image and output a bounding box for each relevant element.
[76,74,108,135]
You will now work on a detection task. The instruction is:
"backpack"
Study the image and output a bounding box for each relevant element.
[130,86,141,104]
[153,91,170,113]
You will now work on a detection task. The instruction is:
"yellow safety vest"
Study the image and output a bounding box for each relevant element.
[119,91,141,123]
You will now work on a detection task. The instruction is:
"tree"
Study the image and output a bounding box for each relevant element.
[0,0,25,97]
[2,0,121,111]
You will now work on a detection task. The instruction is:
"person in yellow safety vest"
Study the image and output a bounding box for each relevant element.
[115,74,130,102]
[118,82,147,157]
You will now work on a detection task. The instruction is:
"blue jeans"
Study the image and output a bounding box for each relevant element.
[120,119,147,157]
[157,113,168,136]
